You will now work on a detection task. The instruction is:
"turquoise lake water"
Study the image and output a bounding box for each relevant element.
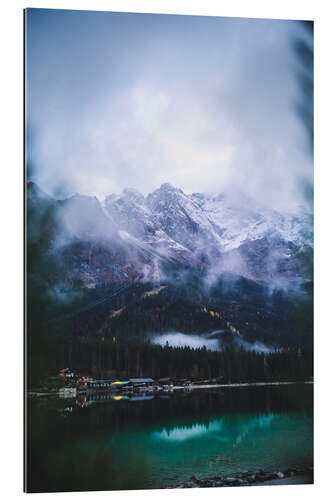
[26,384,313,492]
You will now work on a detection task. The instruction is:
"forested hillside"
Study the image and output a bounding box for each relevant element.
[26,182,313,386]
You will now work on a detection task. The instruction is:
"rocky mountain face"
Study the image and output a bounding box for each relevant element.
[27,182,313,290]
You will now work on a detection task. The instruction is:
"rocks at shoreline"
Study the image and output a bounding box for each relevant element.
[176,467,313,488]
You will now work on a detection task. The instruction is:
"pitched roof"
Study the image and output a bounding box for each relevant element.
[130,378,154,383]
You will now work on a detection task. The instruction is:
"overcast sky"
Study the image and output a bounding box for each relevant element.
[26,9,313,212]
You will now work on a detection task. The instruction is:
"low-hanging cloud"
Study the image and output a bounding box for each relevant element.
[151,331,274,353]
[26,10,313,213]
[152,332,221,351]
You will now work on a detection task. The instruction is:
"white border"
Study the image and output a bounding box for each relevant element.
[1,1,332,499]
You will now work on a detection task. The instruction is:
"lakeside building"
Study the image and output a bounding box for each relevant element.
[129,378,154,389]
[86,379,130,389]
[59,368,75,379]
[58,373,161,392]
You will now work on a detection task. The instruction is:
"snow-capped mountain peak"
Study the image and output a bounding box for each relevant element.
[102,184,312,285]
[28,181,313,288]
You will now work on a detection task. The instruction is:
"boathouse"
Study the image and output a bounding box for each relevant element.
[86,379,130,389]
[129,378,154,388]
[59,368,75,379]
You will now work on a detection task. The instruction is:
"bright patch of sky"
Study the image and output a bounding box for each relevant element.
[26,9,312,212]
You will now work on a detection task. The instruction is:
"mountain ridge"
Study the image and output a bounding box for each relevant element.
[27,181,313,290]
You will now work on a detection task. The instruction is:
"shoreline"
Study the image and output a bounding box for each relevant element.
[176,467,313,488]
[27,380,313,398]
[173,380,313,390]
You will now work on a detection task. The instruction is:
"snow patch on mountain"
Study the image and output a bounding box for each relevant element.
[103,183,312,262]
[28,181,313,288]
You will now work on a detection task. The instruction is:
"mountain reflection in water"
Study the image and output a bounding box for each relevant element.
[26,384,313,493]
[153,419,223,441]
